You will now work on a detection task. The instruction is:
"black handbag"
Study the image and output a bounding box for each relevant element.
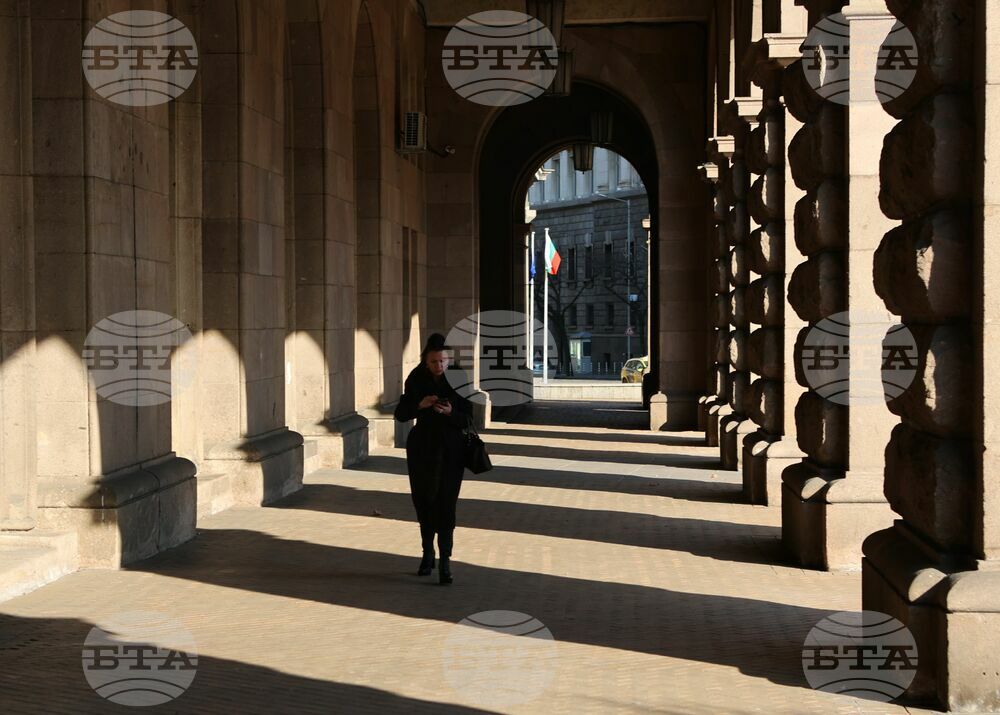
[463,423,493,474]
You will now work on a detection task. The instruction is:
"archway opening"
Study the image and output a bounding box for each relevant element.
[477,81,659,427]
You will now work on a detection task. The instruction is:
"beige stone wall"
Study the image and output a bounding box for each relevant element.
[0,2,37,530]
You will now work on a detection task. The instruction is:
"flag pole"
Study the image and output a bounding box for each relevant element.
[543,228,550,385]
[528,231,535,374]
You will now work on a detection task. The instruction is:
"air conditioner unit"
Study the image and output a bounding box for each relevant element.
[400,111,426,152]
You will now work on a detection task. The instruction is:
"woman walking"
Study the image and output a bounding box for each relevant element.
[394,333,472,584]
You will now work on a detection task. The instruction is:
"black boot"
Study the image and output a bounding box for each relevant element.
[417,552,435,576]
[438,557,452,584]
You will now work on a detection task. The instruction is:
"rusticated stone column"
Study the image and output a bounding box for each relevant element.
[737,7,812,506]
[782,4,900,570]
[782,5,898,570]
[699,154,729,448]
[717,122,756,471]
[863,0,1000,708]
[740,89,795,505]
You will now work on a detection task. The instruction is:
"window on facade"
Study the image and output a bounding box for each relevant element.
[606,302,615,326]
[567,247,577,282]
[567,304,576,326]
[586,303,594,326]
[584,245,593,280]
[628,240,636,278]
[603,243,613,278]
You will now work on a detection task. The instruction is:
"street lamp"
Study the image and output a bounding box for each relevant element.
[594,191,633,358]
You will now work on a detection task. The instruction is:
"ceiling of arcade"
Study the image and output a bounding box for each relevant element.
[420,0,714,26]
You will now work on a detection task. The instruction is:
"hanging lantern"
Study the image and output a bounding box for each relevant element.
[572,143,594,172]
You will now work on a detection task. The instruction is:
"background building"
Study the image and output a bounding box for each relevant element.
[527,149,649,377]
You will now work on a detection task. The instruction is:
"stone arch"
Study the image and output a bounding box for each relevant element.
[464,23,709,429]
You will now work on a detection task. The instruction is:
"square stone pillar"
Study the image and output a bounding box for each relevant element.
[0,4,37,531]
[28,5,197,567]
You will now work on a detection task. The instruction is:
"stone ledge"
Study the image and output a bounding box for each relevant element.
[37,454,197,509]
[35,454,197,568]
[305,412,370,468]
[207,427,304,462]
[205,428,305,506]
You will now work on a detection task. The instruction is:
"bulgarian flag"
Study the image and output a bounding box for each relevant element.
[544,232,561,275]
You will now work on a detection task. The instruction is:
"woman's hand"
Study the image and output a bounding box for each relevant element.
[418,395,439,410]
[433,400,452,415]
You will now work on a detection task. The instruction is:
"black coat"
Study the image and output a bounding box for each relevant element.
[393,365,473,500]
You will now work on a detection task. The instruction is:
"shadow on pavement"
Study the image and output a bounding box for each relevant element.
[0,613,496,715]
[485,426,707,448]
[349,453,742,505]
[507,401,649,430]
[129,527,828,693]
[281,482,782,565]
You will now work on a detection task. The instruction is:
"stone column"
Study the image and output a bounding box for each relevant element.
[863,0,1000,708]
[717,119,756,470]
[30,3,197,567]
[783,4,899,569]
[698,156,728,447]
[0,2,36,531]
[740,15,810,506]
[199,0,303,507]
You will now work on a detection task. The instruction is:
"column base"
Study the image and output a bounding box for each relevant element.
[742,434,802,506]
[719,413,754,470]
[697,394,712,431]
[706,402,731,448]
[469,389,492,430]
[649,391,699,431]
[863,522,1000,711]
[35,454,197,568]
[703,397,727,447]
[359,407,407,450]
[781,462,895,570]
[307,412,371,468]
[206,427,304,507]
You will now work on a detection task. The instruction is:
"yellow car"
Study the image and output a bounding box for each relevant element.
[621,356,649,383]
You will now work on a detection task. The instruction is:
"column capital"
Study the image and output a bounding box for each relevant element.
[731,96,763,129]
[697,162,720,184]
[708,135,736,159]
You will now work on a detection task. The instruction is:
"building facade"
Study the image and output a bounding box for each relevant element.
[527,149,649,376]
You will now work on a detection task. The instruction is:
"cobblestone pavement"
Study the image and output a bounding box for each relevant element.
[0,402,937,714]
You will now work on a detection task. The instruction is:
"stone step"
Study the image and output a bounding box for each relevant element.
[0,531,78,603]
[196,472,233,522]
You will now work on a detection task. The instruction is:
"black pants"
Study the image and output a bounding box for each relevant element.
[408,465,464,558]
